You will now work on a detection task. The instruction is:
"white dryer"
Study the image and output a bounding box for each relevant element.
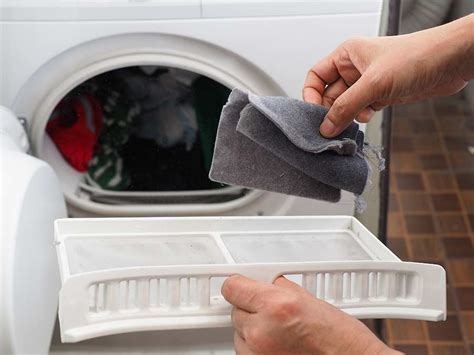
[0,1,386,354]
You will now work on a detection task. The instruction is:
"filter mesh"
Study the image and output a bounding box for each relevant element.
[221,232,372,264]
[65,234,227,274]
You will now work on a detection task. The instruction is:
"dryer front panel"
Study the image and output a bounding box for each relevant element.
[1,1,383,218]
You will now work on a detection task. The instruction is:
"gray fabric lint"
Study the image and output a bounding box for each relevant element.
[209,89,341,202]
[209,88,382,204]
[247,92,361,156]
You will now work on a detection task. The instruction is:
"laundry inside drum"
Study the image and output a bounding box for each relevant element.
[43,65,248,205]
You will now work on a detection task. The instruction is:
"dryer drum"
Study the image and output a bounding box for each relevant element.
[44,65,248,205]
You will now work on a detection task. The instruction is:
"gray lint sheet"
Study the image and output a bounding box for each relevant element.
[209,88,384,210]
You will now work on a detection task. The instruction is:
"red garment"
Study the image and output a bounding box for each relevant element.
[46,94,103,172]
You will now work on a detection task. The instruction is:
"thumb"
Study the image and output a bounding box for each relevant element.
[320,74,377,137]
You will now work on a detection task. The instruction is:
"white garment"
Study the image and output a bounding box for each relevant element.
[122,69,199,150]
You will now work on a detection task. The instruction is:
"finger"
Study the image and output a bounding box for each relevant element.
[320,74,377,137]
[303,50,342,104]
[303,70,325,105]
[333,55,362,88]
[321,78,349,108]
[312,52,343,86]
[370,102,387,111]
[356,106,376,123]
[231,307,253,339]
[234,331,250,355]
[222,275,267,312]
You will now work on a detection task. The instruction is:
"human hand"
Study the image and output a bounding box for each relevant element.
[303,14,474,138]
[222,275,399,355]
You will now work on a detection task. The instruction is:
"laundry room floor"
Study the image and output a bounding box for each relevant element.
[382,93,474,355]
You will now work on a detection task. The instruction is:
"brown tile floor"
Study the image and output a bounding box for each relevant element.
[383,94,474,354]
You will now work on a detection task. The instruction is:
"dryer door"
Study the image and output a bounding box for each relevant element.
[0,106,67,355]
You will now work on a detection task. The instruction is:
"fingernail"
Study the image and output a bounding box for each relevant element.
[320,118,336,137]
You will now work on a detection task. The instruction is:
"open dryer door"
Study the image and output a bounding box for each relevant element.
[0,106,67,355]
